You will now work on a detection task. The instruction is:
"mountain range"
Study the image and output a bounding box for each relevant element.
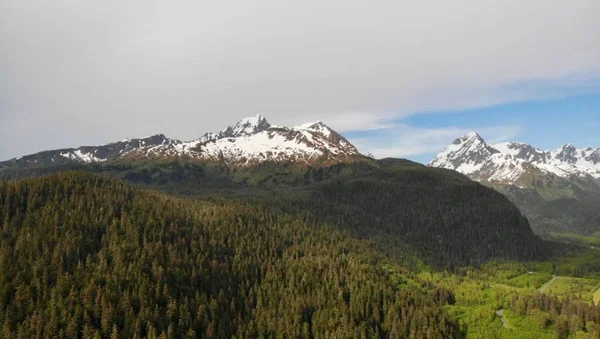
[431,133,600,238]
[0,116,551,268]
[4,116,597,242]
[0,115,360,170]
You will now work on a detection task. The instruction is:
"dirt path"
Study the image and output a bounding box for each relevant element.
[496,309,510,329]
[538,275,558,293]
[492,275,557,329]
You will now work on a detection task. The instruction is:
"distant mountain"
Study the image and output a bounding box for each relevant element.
[0,115,361,170]
[430,132,600,185]
[430,133,600,237]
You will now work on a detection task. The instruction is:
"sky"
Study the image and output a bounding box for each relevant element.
[1,0,599,164]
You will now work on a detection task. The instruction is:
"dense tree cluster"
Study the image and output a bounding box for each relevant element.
[252,166,549,269]
[0,172,460,338]
[501,183,600,237]
[1,159,550,269]
[509,292,600,338]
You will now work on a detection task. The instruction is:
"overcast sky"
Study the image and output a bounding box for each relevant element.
[1,0,599,163]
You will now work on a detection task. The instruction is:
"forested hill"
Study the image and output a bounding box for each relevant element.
[0,172,460,338]
[257,164,550,269]
[0,158,550,268]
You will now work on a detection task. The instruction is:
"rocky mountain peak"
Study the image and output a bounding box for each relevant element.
[431,133,600,185]
[219,114,272,138]
[553,144,578,163]
[1,115,361,170]
[452,132,492,152]
[430,132,499,172]
[297,121,328,131]
[586,149,600,164]
[492,141,547,163]
[295,121,349,144]
[462,131,484,142]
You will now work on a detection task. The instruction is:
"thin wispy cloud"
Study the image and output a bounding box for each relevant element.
[350,124,522,161]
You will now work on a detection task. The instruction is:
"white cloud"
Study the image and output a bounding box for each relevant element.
[0,0,599,159]
[350,124,522,160]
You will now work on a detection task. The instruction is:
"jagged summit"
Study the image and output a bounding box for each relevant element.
[430,133,600,184]
[1,116,361,170]
[463,131,483,140]
[218,114,272,138]
[552,144,578,163]
[429,132,500,178]
[452,132,487,148]
[295,121,327,130]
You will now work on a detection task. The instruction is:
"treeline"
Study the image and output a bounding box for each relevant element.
[0,172,459,338]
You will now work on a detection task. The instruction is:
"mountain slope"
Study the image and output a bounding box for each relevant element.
[0,134,176,170]
[430,133,600,237]
[0,121,550,267]
[0,172,460,338]
[0,156,549,268]
[268,161,548,268]
[113,158,550,268]
[0,115,361,170]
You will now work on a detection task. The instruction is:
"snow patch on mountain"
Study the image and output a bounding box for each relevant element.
[294,122,333,138]
[60,150,105,163]
[430,133,600,184]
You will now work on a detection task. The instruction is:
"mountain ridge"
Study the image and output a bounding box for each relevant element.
[430,132,600,186]
[1,115,361,170]
[430,132,600,237]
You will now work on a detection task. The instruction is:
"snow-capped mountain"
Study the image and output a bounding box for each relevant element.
[430,132,600,185]
[431,132,600,237]
[0,115,361,170]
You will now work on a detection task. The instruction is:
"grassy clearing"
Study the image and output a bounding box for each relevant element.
[538,275,557,293]
[594,286,600,305]
[538,276,600,302]
[429,261,600,338]
[509,272,554,289]
[550,232,600,246]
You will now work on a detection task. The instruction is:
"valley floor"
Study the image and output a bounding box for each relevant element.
[415,259,600,338]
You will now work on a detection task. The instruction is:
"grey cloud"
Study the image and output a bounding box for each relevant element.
[1,0,599,159]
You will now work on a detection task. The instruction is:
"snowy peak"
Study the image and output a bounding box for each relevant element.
[197,115,272,142]
[586,149,600,164]
[2,115,361,170]
[118,116,360,166]
[295,121,331,135]
[429,132,500,175]
[430,133,600,185]
[463,132,484,142]
[219,114,272,138]
[451,132,488,151]
[167,118,361,166]
[492,142,546,163]
[293,121,349,144]
[552,144,578,164]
